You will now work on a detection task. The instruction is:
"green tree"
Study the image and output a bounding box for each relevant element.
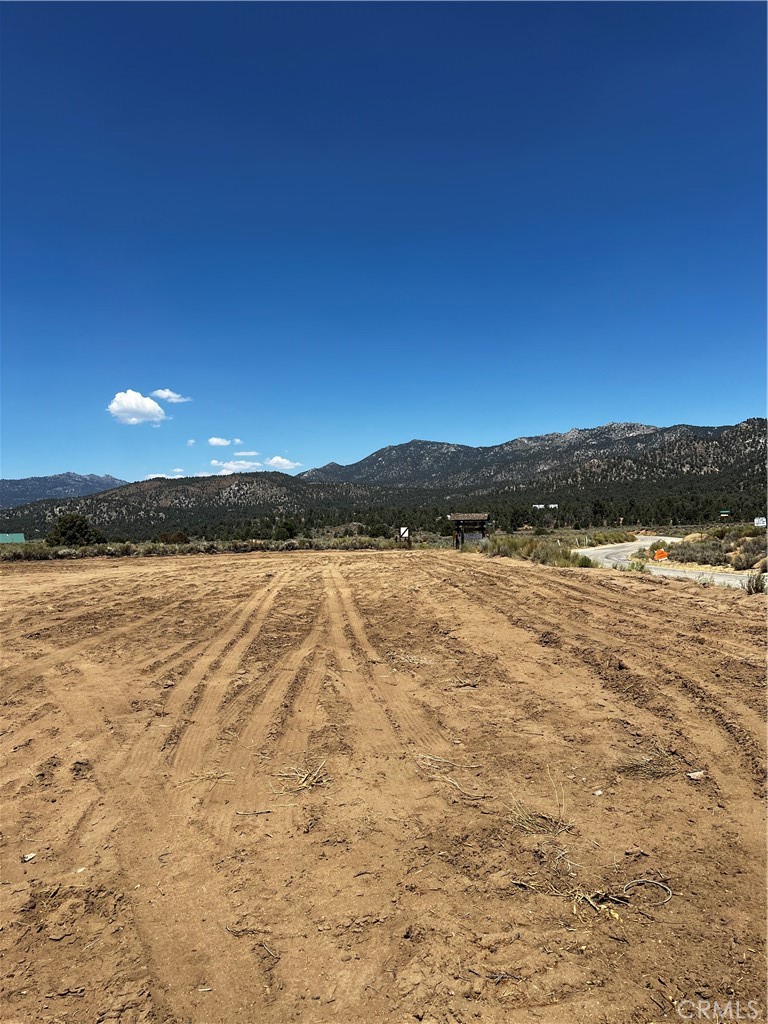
[46,513,106,547]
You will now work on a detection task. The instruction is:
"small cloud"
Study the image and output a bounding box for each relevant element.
[145,473,170,479]
[210,459,262,474]
[186,439,196,447]
[172,468,184,474]
[108,389,167,425]
[151,388,192,404]
[233,438,243,445]
[208,437,231,446]
[234,450,260,457]
[265,456,302,470]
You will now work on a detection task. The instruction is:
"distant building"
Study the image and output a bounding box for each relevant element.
[0,533,25,544]
[532,504,545,510]
[547,504,559,509]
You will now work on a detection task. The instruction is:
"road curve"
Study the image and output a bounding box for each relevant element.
[575,536,750,589]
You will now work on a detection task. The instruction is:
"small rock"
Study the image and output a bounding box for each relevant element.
[624,846,649,859]
[687,771,705,780]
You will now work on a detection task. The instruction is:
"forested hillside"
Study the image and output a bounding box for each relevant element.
[1,418,763,540]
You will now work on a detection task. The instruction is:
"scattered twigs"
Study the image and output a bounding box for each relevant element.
[393,652,434,666]
[623,879,673,906]
[273,760,330,794]
[487,971,522,984]
[553,848,581,877]
[430,775,488,799]
[416,753,481,770]
[235,809,272,816]
[176,770,234,787]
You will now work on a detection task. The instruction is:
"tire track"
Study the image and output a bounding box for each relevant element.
[427,559,766,764]
[323,570,399,756]
[271,649,328,757]
[198,604,330,838]
[329,564,451,754]
[455,556,760,664]
[160,570,293,769]
[416,556,767,823]
[0,599,186,689]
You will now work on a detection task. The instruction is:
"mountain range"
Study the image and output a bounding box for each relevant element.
[0,473,127,509]
[0,418,764,540]
[299,419,764,490]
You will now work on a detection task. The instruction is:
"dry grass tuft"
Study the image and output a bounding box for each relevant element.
[617,744,677,779]
[505,798,573,835]
[504,768,572,836]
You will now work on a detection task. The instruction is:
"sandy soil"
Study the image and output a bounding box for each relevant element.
[1,551,765,1024]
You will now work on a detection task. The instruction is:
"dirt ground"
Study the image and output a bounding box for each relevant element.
[1,551,765,1024]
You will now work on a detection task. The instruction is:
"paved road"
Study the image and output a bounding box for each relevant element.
[574,536,749,590]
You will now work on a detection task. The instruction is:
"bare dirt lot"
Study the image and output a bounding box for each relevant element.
[1,551,765,1024]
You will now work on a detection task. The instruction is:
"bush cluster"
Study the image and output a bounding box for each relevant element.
[0,535,401,562]
[485,533,595,568]
[587,530,636,545]
[665,529,766,570]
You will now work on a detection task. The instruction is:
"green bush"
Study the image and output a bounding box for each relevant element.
[485,532,594,568]
[589,531,636,545]
[665,540,729,566]
[729,535,767,570]
[742,571,766,595]
[487,534,526,558]
[46,513,106,547]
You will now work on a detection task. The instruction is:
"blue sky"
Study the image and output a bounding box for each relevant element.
[1,2,765,482]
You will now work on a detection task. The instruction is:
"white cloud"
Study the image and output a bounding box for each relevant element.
[145,473,169,479]
[208,437,231,446]
[233,438,243,445]
[234,450,260,457]
[210,459,262,474]
[265,456,302,470]
[108,390,167,425]
[186,439,196,447]
[151,388,192,404]
[172,468,184,474]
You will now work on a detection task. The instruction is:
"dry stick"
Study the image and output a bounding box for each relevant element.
[431,775,488,799]
[176,771,234,787]
[417,754,481,770]
[235,810,272,816]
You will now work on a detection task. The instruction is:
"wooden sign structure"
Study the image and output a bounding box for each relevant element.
[397,526,412,549]
[447,513,490,548]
